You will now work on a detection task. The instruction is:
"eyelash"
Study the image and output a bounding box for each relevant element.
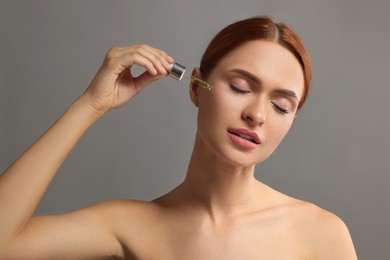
[271,101,289,114]
[229,84,250,94]
[230,84,289,115]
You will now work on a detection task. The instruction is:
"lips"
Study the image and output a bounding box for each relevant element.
[227,128,261,144]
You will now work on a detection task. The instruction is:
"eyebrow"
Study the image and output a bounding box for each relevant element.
[273,88,298,100]
[229,68,262,85]
[228,68,298,101]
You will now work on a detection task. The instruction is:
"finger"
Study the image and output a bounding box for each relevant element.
[131,45,174,75]
[136,48,168,75]
[122,44,174,73]
[132,51,164,74]
[104,45,174,78]
[107,52,158,76]
[133,70,166,92]
[137,44,174,64]
[131,53,159,75]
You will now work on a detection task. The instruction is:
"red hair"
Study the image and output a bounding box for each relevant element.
[200,16,312,110]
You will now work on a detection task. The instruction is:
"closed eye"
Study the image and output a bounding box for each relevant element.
[230,84,250,94]
[271,101,289,114]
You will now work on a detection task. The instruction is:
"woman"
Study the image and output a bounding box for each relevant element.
[0,16,357,259]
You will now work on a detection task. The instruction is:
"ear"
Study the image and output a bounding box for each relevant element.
[189,67,202,107]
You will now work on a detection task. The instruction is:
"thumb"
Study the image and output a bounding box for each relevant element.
[133,71,167,92]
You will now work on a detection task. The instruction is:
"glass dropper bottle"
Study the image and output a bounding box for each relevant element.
[168,63,213,90]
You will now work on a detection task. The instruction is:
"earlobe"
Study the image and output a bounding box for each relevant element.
[189,68,202,107]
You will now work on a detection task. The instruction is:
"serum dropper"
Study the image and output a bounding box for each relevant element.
[168,63,213,90]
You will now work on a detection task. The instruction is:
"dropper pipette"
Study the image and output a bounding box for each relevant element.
[168,63,213,90]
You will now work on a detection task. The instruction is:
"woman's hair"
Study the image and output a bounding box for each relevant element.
[200,16,312,110]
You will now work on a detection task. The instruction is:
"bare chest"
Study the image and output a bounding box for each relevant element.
[121,214,310,260]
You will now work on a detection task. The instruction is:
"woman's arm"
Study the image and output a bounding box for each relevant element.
[0,45,173,259]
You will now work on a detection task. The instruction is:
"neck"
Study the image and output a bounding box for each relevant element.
[179,133,265,221]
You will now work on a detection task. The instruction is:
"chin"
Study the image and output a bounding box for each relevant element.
[221,150,270,169]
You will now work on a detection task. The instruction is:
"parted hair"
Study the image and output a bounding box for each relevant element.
[200,16,312,110]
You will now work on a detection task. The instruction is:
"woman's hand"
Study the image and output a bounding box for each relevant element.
[81,44,174,115]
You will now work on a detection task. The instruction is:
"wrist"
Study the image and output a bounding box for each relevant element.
[74,94,108,120]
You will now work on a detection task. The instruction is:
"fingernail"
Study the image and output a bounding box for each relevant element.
[161,59,170,70]
[167,55,174,63]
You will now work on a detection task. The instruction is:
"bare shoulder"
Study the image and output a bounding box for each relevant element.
[94,200,161,232]
[92,198,157,215]
[288,200,350,236]
[92,199,161,229]
[285,200,358,259]
[92,199,168,258]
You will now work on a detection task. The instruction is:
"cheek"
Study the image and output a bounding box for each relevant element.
[267,119,294,146]
[198,87,238,124]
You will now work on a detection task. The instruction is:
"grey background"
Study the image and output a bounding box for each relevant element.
[1,0,389,258]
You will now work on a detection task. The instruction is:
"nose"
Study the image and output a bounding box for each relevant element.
[242,99,266,127]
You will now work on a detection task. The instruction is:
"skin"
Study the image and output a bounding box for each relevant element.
[0,42,357,259]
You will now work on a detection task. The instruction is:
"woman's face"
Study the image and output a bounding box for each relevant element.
[191,40,305,167]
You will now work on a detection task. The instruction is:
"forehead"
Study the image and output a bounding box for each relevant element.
[213,40,305,98]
